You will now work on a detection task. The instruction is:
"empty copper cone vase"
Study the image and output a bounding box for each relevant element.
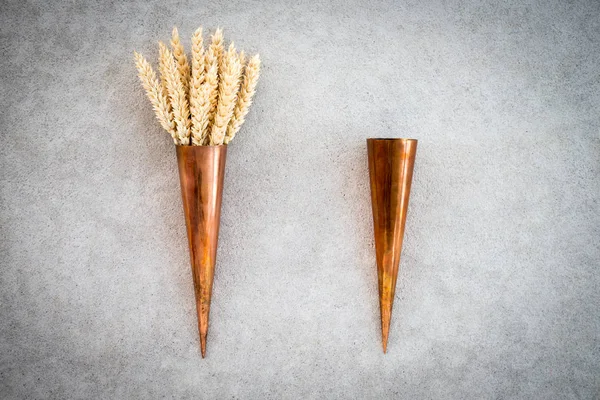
[367,138,417,353]
[176,145,227,358]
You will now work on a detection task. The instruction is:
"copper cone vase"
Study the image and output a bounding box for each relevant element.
[367,138,417,353]
[176,144,227,358]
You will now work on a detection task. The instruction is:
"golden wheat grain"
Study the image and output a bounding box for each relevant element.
[171,27,191,96]
[224,54,260,144]
[133,51,178,143]
[210,43,243,145]
[159,41,191,145]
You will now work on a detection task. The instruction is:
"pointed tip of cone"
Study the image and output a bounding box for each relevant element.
[200,335,207,358]
[382,332,389,354]
[381,309,391,354]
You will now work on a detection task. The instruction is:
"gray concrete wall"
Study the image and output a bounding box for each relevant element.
[1,1,599,398]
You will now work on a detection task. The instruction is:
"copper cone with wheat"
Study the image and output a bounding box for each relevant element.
[134,26,260,357]
[367,138,417,353]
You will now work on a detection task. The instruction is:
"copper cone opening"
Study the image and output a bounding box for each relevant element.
[367,138,417,353]
[176,144,227,358]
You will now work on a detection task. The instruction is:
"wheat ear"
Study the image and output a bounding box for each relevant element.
[133,51,178,143]
[225,54,260,144]
[199,47,219,144]
[157,45,170,98]
[159,41,191,145]
[210,43,243,145]
[207,29,224,129]
[211,28,225,73]
[238,50,246,72]
[190,27,209,145]
[171,27,191,96]
[190,27,205,87]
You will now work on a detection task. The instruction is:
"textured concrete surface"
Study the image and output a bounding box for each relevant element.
[1,0,599,398]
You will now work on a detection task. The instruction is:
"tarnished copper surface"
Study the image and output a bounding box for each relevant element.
[367,138,417,353]
[176,144,227,358]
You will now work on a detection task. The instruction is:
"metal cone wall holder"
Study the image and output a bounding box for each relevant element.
[367,138,417,353]
[176,144,227,358]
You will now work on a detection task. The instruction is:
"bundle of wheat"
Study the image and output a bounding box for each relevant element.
[135,27,260,145]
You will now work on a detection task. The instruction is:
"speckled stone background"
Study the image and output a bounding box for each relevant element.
[1,1,599,398]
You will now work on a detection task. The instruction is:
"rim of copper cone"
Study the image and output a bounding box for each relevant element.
[176,144,228,147]
[367,137,418,142]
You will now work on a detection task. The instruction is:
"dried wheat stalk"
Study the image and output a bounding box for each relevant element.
[225,54,260,144]
[134,51,178,143]
[207,29,224,129]
[189,27,209,145]
[171,27,191,96]
[190,27,205,87]
[157,45,170,99]
[160,41,191,145]
[196,50,219,145]
[210,42,243,145]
